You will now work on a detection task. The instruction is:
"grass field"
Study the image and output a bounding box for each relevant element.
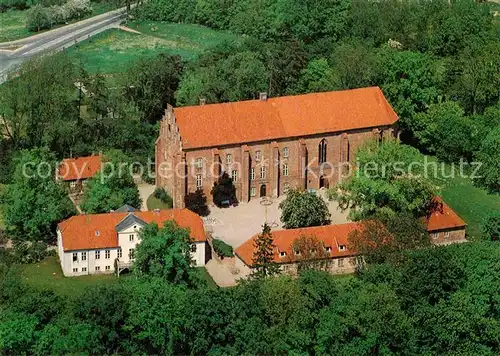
[146,193,173,210]
[0,9,31,43]
[427,156,500,239]
[15,256,120,296]
[0,2,120,43]
[67,21,241,81]
[14,255,217,296]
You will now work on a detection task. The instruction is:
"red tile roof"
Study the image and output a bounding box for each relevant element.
[236,199,467,266]
[174,87,398,149]
[235,223,361,266]
[58,155,102,181]
[58,209,206,251]
[426,197,466,231]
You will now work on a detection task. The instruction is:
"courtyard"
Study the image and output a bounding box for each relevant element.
[203,189,350,249]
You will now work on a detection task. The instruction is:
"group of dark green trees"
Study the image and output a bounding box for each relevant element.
[1,239,498,354]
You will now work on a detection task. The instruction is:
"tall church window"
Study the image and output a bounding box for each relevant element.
[318,139,327,164]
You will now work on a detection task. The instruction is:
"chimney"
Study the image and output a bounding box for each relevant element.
[199,98,206,105]
[259,92,267,101]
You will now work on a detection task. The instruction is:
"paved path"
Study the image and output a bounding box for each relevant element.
[137,183,155,211]
[205,258,251,287]
[0,6,131,83]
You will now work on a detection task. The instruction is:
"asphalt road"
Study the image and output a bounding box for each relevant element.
[0,7,128,83]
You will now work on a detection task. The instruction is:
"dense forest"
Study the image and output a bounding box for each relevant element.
[1,241,499,354]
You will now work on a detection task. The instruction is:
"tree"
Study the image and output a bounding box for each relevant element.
[411,101,477,162]
[0,148,75,242]
[184,189,210,216]
[133,221,198,286]
[251,223,280,278]
[348,211,431,264]
[211,172,236,207]
[481,211,500,241]
[330,41,377,90]
[279,189,331,229]
[474,127,500,193]
[289,234,330,272]
[296,58,336,93]
[376,48,444,130]
[124,54,183,124]
[329,140,437,220]
[80,150,142,213]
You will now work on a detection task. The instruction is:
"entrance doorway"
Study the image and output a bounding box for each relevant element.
[260,184,266,197]
[319,175,327,189]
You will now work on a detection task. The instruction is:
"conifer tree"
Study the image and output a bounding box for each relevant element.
[251,223,281,278]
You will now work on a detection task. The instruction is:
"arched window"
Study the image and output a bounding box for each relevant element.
[318,139,327,164]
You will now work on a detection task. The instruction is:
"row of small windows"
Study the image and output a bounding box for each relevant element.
[72,248,124,262]
[72,266,111,273]
[195,147,290,169]
[278,245,345,258]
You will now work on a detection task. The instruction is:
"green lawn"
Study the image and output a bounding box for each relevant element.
[0,2,121,43]
[0,9,30,43]
[146,193,173,210]
[196,267,217,289]
[67,21,241,81]
[14,255,120,296]
[427,156,500,239]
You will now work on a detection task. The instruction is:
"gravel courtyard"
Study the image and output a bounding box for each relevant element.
[203,189,350,249]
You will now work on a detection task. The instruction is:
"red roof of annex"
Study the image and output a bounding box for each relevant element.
[236,198,466,266]
[58,155,102,181]
[174,87,399,149]
[58,209,206,251]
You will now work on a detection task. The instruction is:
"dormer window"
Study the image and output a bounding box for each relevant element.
[325,246,332,252]
[310,248,317,255]
[95,230,100,237]
[279,251,286,257]
[294,250,301,256]
[339,245,346,251]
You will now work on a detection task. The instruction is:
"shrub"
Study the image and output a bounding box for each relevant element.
[153,187,173,205]
[212,238,233,258]
[481,212,500,241]
[26,0,92,32]
[26,4,52,31]
[13,241,49,264]
[184,190,210,216]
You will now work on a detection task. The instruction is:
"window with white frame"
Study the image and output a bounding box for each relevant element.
[279,251,286,257]
[72,252,78,262]
[260,166,266,179]
[250,187,256,197]
[105,266,110,271]
[196,174,203,189]
[283,147,289,158]
[432,232,439,239]
[95,266,100,271]
[73,268,78,273]
[81,252,87,261]
[70,181,77,189]
[325,246,332,252]
[282,163,289,176]
[117,248,122,258]
[231,170,237,182]
[82,267,87,272]
[250,168,255,180]
[129,248,135,259]
[95,250,100,259]
[338,258,344,268]
[283,183,290,193]
[226,154,232,164]
[339,245,346,251]
[255,150,261,161]
[196,157,203,169]
[105,250,110,259]
[444,231,450,238]
[129,234,134,242]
